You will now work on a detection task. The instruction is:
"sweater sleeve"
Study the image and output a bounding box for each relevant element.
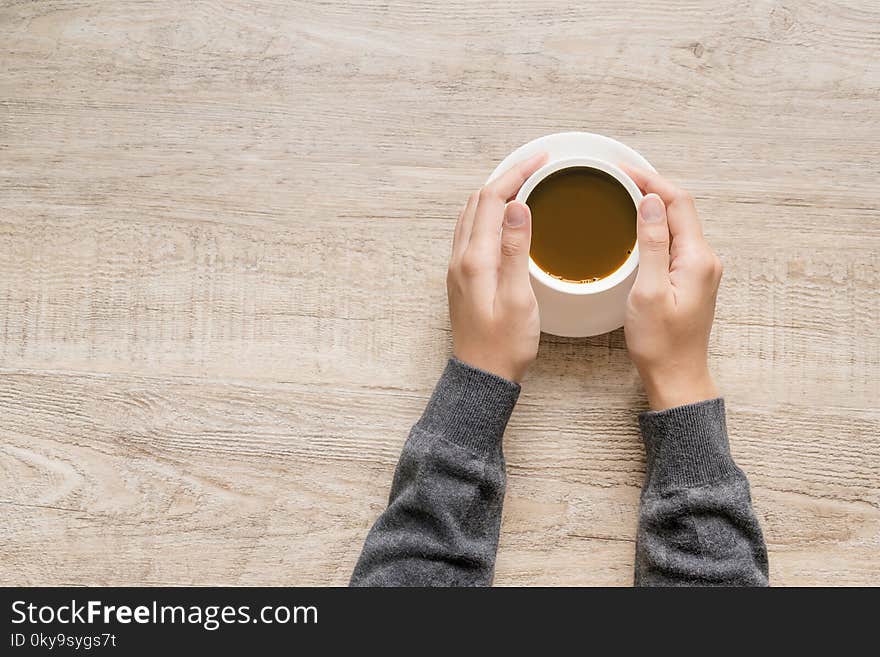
[349,358,520,586]
[634,398,769,586]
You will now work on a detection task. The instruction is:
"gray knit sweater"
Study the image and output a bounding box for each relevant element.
[350,358,768,586]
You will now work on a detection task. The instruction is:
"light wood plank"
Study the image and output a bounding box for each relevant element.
[1,0,878,585]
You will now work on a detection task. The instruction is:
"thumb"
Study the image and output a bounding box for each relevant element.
[498,201,533,299]
[634,193,671,294]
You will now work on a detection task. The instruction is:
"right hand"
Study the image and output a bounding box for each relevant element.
[622,166,723,411]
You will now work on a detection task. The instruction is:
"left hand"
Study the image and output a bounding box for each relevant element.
[447,152,548,382]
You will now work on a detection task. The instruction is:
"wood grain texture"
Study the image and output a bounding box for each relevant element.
[1,0,878,585]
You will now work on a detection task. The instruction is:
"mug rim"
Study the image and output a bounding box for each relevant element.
[516,156,642,296]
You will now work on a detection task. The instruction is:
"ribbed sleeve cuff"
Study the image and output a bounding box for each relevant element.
[415,358,521,456]
[639,398,739,492]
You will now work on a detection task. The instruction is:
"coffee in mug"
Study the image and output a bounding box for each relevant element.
[525,166,637,283]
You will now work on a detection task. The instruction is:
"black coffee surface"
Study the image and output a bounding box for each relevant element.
[526,167,637,283]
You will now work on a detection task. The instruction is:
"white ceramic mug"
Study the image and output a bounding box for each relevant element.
[515,156,643,336]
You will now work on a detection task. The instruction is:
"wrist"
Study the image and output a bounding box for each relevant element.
[639,365,718,411]
[417,358,521,455]
[452,350,527,384]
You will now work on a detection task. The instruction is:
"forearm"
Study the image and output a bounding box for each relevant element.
[635,399,769,586]
[350,358,519,587]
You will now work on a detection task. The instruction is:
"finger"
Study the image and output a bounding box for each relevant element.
[469,152,548,255]
[632,194,671,296]
[487,151,549,201]
[621,164,679,203]
[497,201,533,301]
[621,164,703,244]
[452,191,478,263]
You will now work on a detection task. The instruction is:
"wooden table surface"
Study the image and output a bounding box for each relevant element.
[1,1,878,586]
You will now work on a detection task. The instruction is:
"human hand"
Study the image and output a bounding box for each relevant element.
[622,166,723,410]
[447,152,548,383]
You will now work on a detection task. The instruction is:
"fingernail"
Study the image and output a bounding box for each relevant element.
[640,194,664,223]
[504,203,528,227]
